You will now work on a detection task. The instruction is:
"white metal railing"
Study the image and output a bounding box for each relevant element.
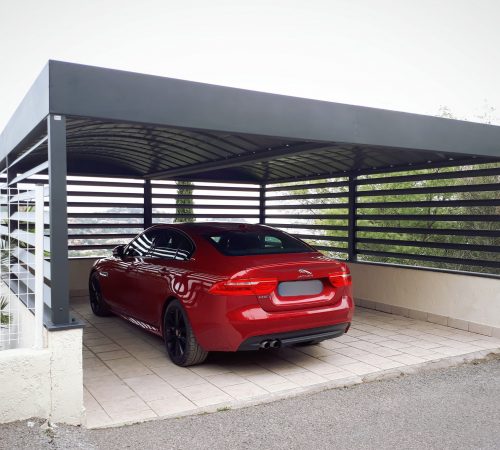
[0,185,47,350]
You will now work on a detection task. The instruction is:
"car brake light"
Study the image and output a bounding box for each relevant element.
[328,267,352,287]
[209,278,277,296]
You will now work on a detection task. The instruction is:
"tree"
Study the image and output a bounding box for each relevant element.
[174,181,195,223]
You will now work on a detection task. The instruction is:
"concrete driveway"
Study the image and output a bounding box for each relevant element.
[2,356,499,449]
[71,296,500,428]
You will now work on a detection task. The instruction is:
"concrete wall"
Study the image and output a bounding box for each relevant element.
[0,294,83,425]
[349,262,500,337]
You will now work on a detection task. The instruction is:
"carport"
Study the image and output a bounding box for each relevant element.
[1,61,499,427]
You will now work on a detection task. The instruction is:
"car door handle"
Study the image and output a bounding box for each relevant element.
[99,271,108,277]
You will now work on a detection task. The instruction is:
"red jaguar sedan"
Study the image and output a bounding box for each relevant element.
[89,223,354,366]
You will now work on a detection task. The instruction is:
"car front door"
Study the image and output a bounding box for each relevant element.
[107,229,156,316]
[129,228,195,328]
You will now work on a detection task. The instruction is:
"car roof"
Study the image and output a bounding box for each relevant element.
[149,222,272,234]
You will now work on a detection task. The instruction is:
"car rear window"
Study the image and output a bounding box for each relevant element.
[205,229,314,256]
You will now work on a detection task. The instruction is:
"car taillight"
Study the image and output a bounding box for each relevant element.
[208,278,278,296]
[328,269,352,287]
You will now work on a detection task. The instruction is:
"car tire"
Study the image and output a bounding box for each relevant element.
[89,273,112,317]
[163,300,208,367]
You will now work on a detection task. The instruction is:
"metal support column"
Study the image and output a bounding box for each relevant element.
[48,114,70,326]
[259,184,266,224]
[144,179,152,229]
[347,175,357,262]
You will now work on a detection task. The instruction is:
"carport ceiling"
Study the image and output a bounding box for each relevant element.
[2,61,499,182]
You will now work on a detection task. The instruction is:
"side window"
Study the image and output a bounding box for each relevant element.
[150,229,194,260]
[264,235,284,249]
[124,230,156,257]
[174,232,194,261]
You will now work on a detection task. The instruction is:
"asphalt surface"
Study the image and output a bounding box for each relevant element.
[1,355,499,450]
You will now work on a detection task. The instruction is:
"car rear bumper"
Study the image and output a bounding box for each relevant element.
[237,323,350,351]
[190,294,354,352]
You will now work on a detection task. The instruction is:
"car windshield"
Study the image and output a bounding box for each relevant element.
[205,229,314,256]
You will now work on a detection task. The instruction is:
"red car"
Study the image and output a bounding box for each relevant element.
[89,223,354,366]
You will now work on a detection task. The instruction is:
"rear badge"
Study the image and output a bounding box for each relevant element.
[298,269,313,279]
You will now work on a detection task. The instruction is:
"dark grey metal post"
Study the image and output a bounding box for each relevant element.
[347,176,357,262]
[144,179,152,229]
[259,184,266,224]
[48,114,70,325]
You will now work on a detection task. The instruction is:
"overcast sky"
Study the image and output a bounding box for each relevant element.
[1,0,499,131]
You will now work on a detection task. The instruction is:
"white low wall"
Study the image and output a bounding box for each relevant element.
[0,294,83,425]
[349,263,500,337]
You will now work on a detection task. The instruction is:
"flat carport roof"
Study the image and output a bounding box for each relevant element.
[1,60,499,182]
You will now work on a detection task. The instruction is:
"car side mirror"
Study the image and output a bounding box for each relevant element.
[112,244,125,258]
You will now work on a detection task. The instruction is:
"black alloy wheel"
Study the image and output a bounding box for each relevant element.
[163,300,208,367]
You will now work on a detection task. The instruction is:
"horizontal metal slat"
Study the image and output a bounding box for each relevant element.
[12,247,51,281]
[153,194,259,201]
[11,211,50,224]
[265,203,348,210]
[10,186,49,202]
[67,180,144,189]
[357,183,500,197]
[9,161,49,186]
[266,191,348,201]
[68,233,137,240]
[152,183,260,192]
[152,213,260,219]
[67,224,143,231]
[355,226,500,238]
[313,245,349,254]
[67,201,144,208]
[67,191,144,199]
[68,213,143,219]
[357,249,500,269]
[356,167,500,186]
[356,238,499,253]
[10,264,52,300]
[10,229,50,251]
[266,180,349,193]
[293,234,349,242]
[265,214,349,220]
[69,244,115,251]
[269,223,348,231]
[154,204,259,210]
[357,214,500,222]
[356,199,500,209]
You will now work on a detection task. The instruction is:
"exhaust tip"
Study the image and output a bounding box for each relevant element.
[260,340,271,349]
[270,340,281,349]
